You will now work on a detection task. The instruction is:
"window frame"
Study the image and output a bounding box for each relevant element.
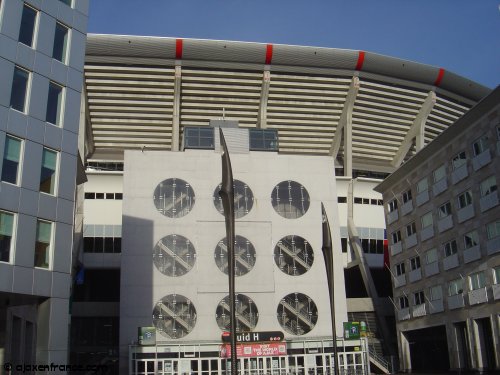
[469,271,485,290]
[406,222,416,237]
[399,295,409,309]
[433,165,446,183]
[395,262,406,276]
[429,285,442,301]
[480,176,497,197]
[52,21,70,64]
[39,147,58,195]
[444,240,458,257]
[417,178,428,193]
[463,230,479,249]
[1,135,23,185]
[34,219,53,269]
[452,151,467,170]
[18,3,38,47]
[472,135,488,156]
[392,230,402,244]
[413,291,425,306]
[388,199,398,213]
[494,266,500,284]
[45,81,64,126]
[438,201,452,219]
[448,278,464,296]
[409,256,421,271]
[421,211,433,228]
[0,210,15,263]
[486,221,500,240]
[402,189,412,204]
[457,190,473,209]
[10,66,30,113]
[426,248,438,264]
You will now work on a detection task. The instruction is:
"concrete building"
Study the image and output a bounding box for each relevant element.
[375,87,500,373]
[0,0,88,370]
[72,34,492,374]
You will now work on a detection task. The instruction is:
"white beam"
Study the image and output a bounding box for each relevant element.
[257,69,271,129]
[171,65,182,151]
[391,91,436,167]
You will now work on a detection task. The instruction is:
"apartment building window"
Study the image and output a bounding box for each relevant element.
[457,190,473,209]
[494,266,500,284]
[433,165,446,183]
[480,176,497,197]
[52,22,69,63]
[402,189,412,204]
[34,220,52,268]
[426,248,438,264]
[395,262,405,276]
[388,199,398,212]
[410,256,421,271]
[469,271,485,291]
[0,211,15,263]
[448,278,463,296]
[1,136,22,184]
[417,178,428,193]
[414,291,425,306]
[406,222,416,237]
[452,151,467,170]
[429,285,442,301]
[438,201,452,219]
[18,4,37,47]
[399,296,409,309]
[472,135,488,156]
[444,240,458,257]
[421,212,433,228]
[486,221,500,240]
[84,236,121,253]
[46,82,63,125]
[40,148,57,195]
[464,230,479,249]
[10,66,30,112]
[58,0,72,6]
[392,230,401,244]
[337,197,347,203]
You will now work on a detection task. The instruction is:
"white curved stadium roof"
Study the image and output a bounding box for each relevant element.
[84,34,491,172]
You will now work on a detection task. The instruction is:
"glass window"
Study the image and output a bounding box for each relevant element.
[464,230,479,249]
[417,178,428,193]
[153,178,196,218]
[480,176,497,197]
[438,201,452,218]
[395,262,405,276]
[392,230,401,244]
[444,240,458,257]
[452,151,467,170]
[249,129,278,151]
[10,66,29,112]
[469,271,485,290]
[18,4,37,47]
[402,190,412,204]
[337,197,347,203]
[433,165,446,183]
[58,0,72,6]
[486,221,500,240]
[406,222,416,237]
[271,180,310,219]
[472,135,488,156]
[214,180,254,219]
[494,266,500,284]
[426,248,437,264]
[1,136,22,184]
[34,220,52,268]
[46,82,63,125]
[410,256,421,271]
[0,211,15,263]
[40,148,57,195]
[421,212,433,228]
[399,296,409,309]
[448,278,463,296]
[388,199,398,212]
[457,190,473,209]
[414,291,425,305]
[429,285,442,301]
[52,22,69,63]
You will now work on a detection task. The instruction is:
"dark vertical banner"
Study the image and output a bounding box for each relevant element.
[218,128,238,374]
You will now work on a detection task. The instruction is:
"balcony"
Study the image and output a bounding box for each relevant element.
[486,236,500,255]
[472,150,491,171]
[451,164,468,185]
[412,304,426,318]
[401,200,413,216]
[480,193,499,212]
[387,210,399,225]
[408,268,422,283]
[405,233,417,249]
[424,261,439,277]
[457,204,474,223]
[416,190,429,206]
[468,288,488,305]
[398,308,410,321]
[443,254,459,270]
[463,245,481,264]
[438,215,453,233]
[428,299,444,314]
[420,225,434,241]
[394,274,406,288]
[391,242,402,256]
[493,284,500,300]
[448,294,465,310]
[433,178,448,196]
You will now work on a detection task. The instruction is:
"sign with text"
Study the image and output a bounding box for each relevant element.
[343,322,360,340]
[221,331,284,343]
[220,343,286,358]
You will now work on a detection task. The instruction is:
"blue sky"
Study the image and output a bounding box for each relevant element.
[88,0,499,88]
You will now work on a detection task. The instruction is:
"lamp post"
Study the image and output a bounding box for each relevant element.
[321,203,340,375]
[218,128,238,374]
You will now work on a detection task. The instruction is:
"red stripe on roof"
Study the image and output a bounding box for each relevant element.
[265,44,273,65]
[355,51,365,71]
[176,39,183,60]
[434,68,445,86]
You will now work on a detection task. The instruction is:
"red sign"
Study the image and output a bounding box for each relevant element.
[220,343,286,358]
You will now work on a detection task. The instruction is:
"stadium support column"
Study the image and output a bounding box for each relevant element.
[329,76,359,177]
[391,91,435,167]
[257,69,271,129]
[172,65,182,151]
